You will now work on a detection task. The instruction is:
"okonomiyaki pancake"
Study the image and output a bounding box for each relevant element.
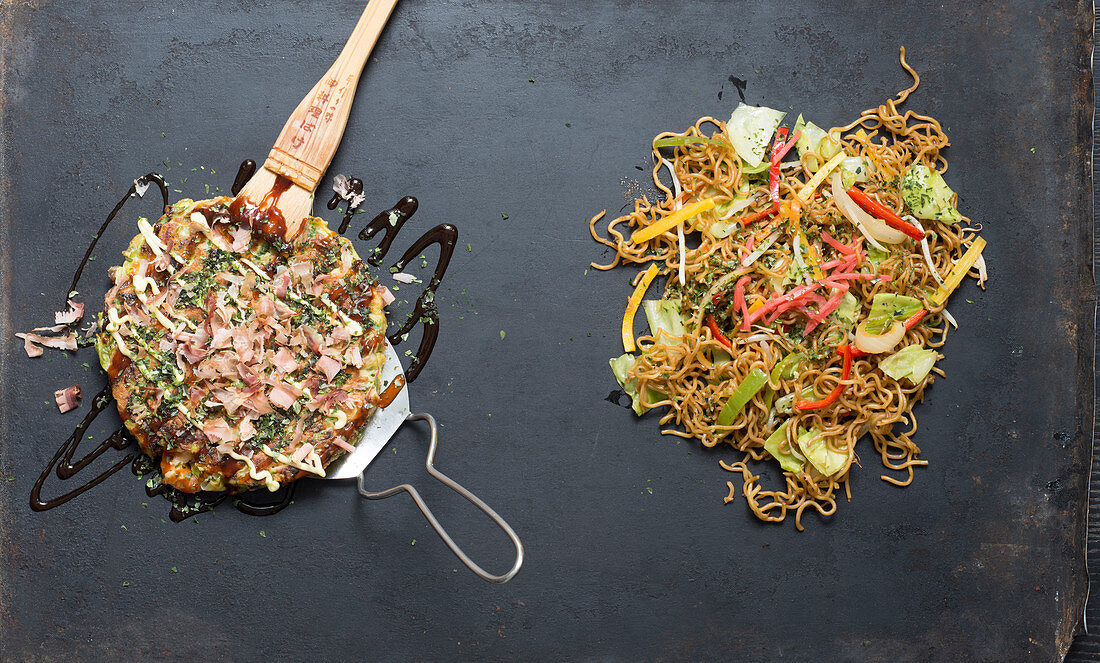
[94,196,389,493]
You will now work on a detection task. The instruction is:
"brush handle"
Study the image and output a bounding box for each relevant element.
[264,0,399,192]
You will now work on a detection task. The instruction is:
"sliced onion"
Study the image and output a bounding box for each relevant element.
[741,230,781,267]
[942,308,958,329]
[662,158,688,285]
[854,320,904,354]
[830,172,907,247]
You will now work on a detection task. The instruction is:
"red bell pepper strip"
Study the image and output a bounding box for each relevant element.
[738,204,778,227]
[903,308,927,329]
[705,313,734,350]
[796,344,853,410]
[769,149,784,205]
[845,187,925,241]
[772,130,801,164]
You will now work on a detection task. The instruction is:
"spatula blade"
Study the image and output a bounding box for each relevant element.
[324,340,409,480]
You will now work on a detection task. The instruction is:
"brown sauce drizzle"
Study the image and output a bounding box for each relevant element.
[228,173,291,242]
[359,196,418,265]
[328,176,364,235]
[33,161,456,521]
[233,483,298,516]
[231,159,257,196]
[30,386,135,511]
[69,173,169,299]
[384,223,458,381]
[376,374,407,408]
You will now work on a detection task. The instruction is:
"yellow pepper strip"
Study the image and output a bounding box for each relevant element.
[747,299,765,314]
[622,263,661,352]
[796,151,847,203]
[630,198,716,244]
[928,236,986,308]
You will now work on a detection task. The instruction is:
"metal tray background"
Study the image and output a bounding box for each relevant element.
[0,1,1093,661]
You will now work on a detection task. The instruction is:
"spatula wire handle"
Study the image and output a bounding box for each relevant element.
[357,413,525,584]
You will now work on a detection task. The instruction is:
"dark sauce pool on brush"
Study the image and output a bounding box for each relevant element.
[32,160,457,520]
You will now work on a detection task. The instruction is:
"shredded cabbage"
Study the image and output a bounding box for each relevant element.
[726,103,786,168]
[865,293,922,334]
[610,354,662,416]
[796,427,848,477]
[879,344,938,383]
[900,163,964,224]
[764,421,805,473]
[832,292,860,324]
[840,156,874,188]
[642,299,687,343]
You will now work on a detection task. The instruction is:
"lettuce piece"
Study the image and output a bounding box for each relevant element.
[764,420,805,473]
[840,156,874,188]
[900,163,964,224]
[832,292,860,324]
[865,293,922,334]
[879,344,938,384]
[726,103,786,168]
[793,115,841,171]
[642,299,687,343]
[796,427,848,477]
[610,354,663,416]
[773,386,816,415]
[865,247,890,271]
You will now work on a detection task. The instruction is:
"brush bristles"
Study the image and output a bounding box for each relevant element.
[235,166,316,238]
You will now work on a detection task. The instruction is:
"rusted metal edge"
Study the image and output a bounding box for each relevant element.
[1067,2,1099,661]
[0,1,18,656]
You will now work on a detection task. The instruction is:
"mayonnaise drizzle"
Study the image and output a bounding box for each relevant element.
[227,450,282,492]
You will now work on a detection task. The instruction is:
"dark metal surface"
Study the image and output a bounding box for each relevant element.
[0,1,1092,661]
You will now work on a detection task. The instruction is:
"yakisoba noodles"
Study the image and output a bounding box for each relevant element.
[590,48,986,529]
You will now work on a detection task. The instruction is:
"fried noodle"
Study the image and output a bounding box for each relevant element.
[589,48,984,530]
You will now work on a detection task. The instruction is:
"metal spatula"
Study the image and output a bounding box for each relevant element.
[324,341,524,583]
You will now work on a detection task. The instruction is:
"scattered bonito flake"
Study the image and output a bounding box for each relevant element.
[54,385,81,413]
[380,286,395,306]
[16,332,77,357]
[55,299,84,325]
[392,272,418,284]
[332,174,365,209]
